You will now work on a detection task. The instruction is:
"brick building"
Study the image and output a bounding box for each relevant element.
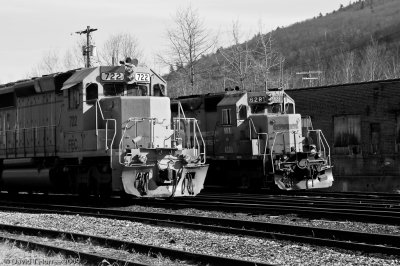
[287,79,400,192]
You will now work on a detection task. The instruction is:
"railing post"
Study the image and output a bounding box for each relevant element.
[54,125,57,155]
[96,100,98,136]
[193,119,196,150]
[23,128,26,157]
[43,127,46,157]
[5,131,8,158]
[105,120,108,150]
[14,130,17,157]
[149,119,153,148]
[33,127,36,157]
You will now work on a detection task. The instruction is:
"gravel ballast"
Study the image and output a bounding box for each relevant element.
[0,240,85,265]
[0,231,193,266]
[0,211,398,265]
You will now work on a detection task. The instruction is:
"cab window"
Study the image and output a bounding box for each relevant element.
[250,104,265,114]
[104,83,124,96]
[238,105,247,120]
[126,84,148,96]
[285,103,294,114]
[86,83,98,104]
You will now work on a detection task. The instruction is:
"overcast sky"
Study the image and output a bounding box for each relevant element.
[0,0,345,83]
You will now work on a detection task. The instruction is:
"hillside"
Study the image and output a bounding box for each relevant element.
[165,0,400,97]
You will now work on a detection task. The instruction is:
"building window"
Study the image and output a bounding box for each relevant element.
[86,83,98,104]
[333,115,361,154]
[222,108,231,125]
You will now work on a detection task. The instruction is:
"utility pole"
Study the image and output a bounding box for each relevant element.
[76,26,97,68]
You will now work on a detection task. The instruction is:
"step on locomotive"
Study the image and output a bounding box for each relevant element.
[0,59,208,197]
[172,89,333,190]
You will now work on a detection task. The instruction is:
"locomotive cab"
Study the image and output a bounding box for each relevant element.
[246,90,333,190]
[0,60,208,198]
[207,89,333,190]
[60,63,209,197]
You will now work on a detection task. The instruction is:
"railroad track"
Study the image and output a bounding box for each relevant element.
[193,194,400,208]
[0,202,399,256]
[2,191,400,208]
[127,198,400,225]
[203,187,400,201]
[0,223,271,266]
[1,192,399,224]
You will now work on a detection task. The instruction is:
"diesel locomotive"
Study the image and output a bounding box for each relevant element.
[172,89,333,190]
[0,60,208,197]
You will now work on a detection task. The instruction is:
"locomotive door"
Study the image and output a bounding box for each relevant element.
[62,84,83,153]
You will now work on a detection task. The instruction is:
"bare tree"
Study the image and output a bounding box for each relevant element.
[40,50,62,74]
[63,44,85,70]
[254,23,284,90]
[341,50,356,83]
[218,20,255,90]
[360,37,385,81]
[29,50,63,77]
[160,5,216,90]
[99,33,143,66]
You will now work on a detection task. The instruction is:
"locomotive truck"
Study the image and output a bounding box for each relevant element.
[0,61,208,197]
[172,89,333,190]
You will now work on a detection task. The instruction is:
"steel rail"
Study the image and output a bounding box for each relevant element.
[203,188,400,201]
[0,234,148,266]
[0,223,273,266]
[130,199,400,225]
[0,194,399,224]
[185,195,400,209]
[1,195,400,225]
[0,204,399,255]
[2,192,400,207]
[196,193,400,205]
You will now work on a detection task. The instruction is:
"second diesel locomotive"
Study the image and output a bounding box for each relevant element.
[0,60,208,197]
[172,89,333,190]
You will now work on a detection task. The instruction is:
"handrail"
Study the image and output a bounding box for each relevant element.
[307,129,331,166]
[177,101,187,120]
[248,118,261,154]
[195,120,206,164]
[95,100,117,150]
[95,100,117,168]
[118,117,163,165]
[172,117,206,164]
[0,107,64,157]
[175,101,187,142]
[4,106,63,133]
